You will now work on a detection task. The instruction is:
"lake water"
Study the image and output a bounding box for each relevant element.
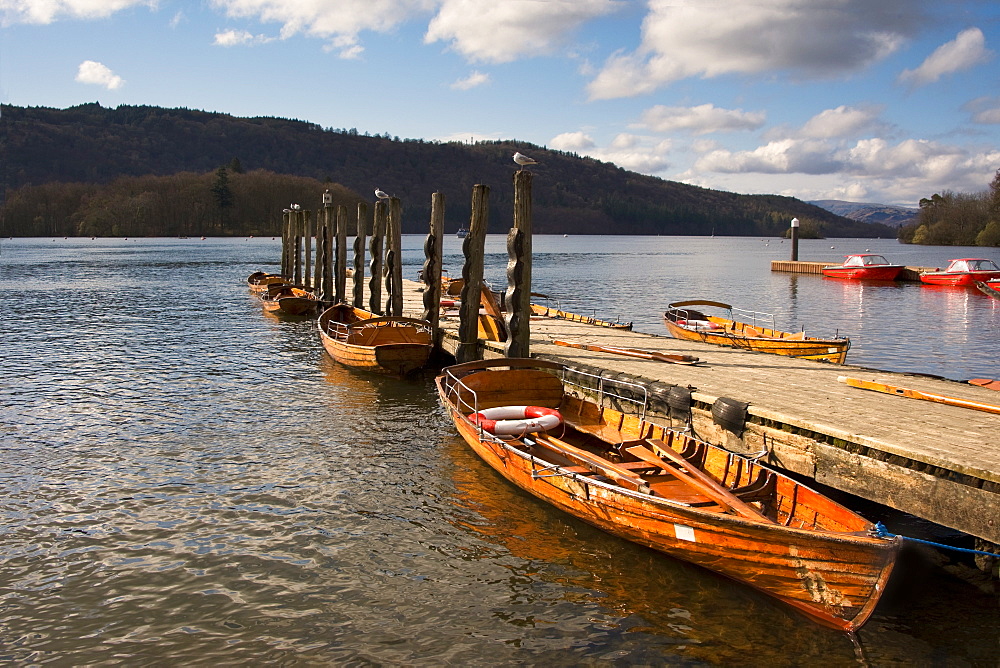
[1,236,997,666]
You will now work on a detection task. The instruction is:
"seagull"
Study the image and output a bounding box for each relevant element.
[513,152,537,170]
[375,188,389,200]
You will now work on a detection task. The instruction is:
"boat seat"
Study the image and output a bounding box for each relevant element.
[742,326,762,337]
[784,331,806,340]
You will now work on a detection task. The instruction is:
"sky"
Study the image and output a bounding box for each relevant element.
[2,1,999,207]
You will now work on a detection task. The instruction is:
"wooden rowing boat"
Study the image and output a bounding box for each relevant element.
[436,358,899,632]
[663,300,850,363]
[530,303,633,330]
[247,271,287,293]
[317,304,433,376]
[260,283,320,316]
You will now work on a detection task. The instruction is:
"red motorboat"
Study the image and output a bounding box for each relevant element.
[920,258,1000,287]
[822,254,904,280]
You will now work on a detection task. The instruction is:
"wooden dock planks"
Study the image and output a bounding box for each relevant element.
[399,279,1000,545]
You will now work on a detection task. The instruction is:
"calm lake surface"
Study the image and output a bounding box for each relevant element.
[1,236,997,666]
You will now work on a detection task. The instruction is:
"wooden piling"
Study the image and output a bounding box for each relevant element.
[457,185,490,363]
[369,201,386,314]
[385,197,404,317]
[281,211,291,278]
[303,210,313,289]
[421,192,445,331]
[319,206,333,304]
[293,210,303,286]
[505,170,533,358]
[335,205,348,304]
[353,203,368,308]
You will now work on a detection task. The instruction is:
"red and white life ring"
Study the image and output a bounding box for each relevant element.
[676,318,721,330]
[468,405,563,436]
[440,299,458,307]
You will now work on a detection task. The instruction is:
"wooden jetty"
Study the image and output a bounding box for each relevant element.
[271,179,999,570]
[401,279,1000,555]
[771,260,937,281]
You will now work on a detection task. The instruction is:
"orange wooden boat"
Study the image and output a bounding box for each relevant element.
[317,304,432,376]
[260,283,320,316]
[247,271,287,293]
[436,358,899,631]
[664,300,850,363]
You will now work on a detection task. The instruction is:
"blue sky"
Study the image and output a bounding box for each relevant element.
[2,1,998,207]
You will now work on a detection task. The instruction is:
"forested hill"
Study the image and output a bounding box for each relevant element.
[2,102,893,237]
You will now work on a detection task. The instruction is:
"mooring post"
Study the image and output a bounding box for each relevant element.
[353,203,368,308]
[790,217,799,261]
[303,209,313,289]
[505,171,533,358]
[319,209,333,305]
[281,211,291,278]
[457,185,489,364]
[421,193,445,335]
[385,197,404,317]
[369,201,386,314]
[293,210,303,285]
[335,205,348,304]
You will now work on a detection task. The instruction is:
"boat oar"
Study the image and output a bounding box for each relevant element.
[838,376,1000,415]
[553,339,700,365]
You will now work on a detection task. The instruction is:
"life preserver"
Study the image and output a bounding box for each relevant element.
[440,299,458,307]
[676,318,721,330]
[468,405,563,436]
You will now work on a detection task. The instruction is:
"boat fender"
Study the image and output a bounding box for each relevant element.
[712,397,749,436]
[668,385,693,420]
[468,405,563,436]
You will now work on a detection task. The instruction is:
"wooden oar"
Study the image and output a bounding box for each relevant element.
[839,377,1000,415]
[553,339,700,365]
[969,378,1000,392]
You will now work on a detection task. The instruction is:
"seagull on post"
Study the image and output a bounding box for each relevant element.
[513,152,537,170]
[375,188,389,200]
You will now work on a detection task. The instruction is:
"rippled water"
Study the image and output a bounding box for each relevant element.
[1,237,997,666]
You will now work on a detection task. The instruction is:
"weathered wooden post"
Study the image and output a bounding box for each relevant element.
[320,205,334,305]
[385,197,404,317]
[790,217,799,262]
[457,185,490,364]
[353,203,368,308]
[318,189,333,293]
[303,209,313,289]
[281,211,291,278]
[421,193,445,334]
[369,201,386,314]
[293,210,304,285]
[335,204,348,304]
[505,171,533,358]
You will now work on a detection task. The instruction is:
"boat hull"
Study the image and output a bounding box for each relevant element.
[437,359,899,632]
[317,305,432,376]
[247,271,287,293]
[920,271,1000,286]
[663,302,849,363]
[821,266,903,280]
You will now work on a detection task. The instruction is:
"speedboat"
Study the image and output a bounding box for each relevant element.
[821,254,904,280]
[920,258,1000,287]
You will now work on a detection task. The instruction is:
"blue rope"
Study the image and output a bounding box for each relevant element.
[874,522,998,558]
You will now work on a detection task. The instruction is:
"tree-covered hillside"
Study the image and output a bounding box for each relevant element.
[1,102,893,238]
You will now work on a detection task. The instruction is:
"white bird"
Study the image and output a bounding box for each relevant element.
[375,188,389,200]
[513,152,537,170]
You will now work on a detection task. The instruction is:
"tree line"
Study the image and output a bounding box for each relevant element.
[2,102,893,238]
[898,170,1000,246]
[1,167,363,238]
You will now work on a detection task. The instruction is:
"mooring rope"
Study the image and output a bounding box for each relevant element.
[874,522,998,558]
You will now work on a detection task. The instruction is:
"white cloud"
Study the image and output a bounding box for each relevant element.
[75,60,124,89]
[798,105,884,139]
[214,29,273,46]
[210,0,437,59]
[963,97,1000,124]
[551,132,596,152]
[1,0,154,25]
[450,70,490,90]
[898,28,992,87]
[637,103,765,135]
[695,139,841,175]
[425,0,621,64]
[588,0,921,100]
